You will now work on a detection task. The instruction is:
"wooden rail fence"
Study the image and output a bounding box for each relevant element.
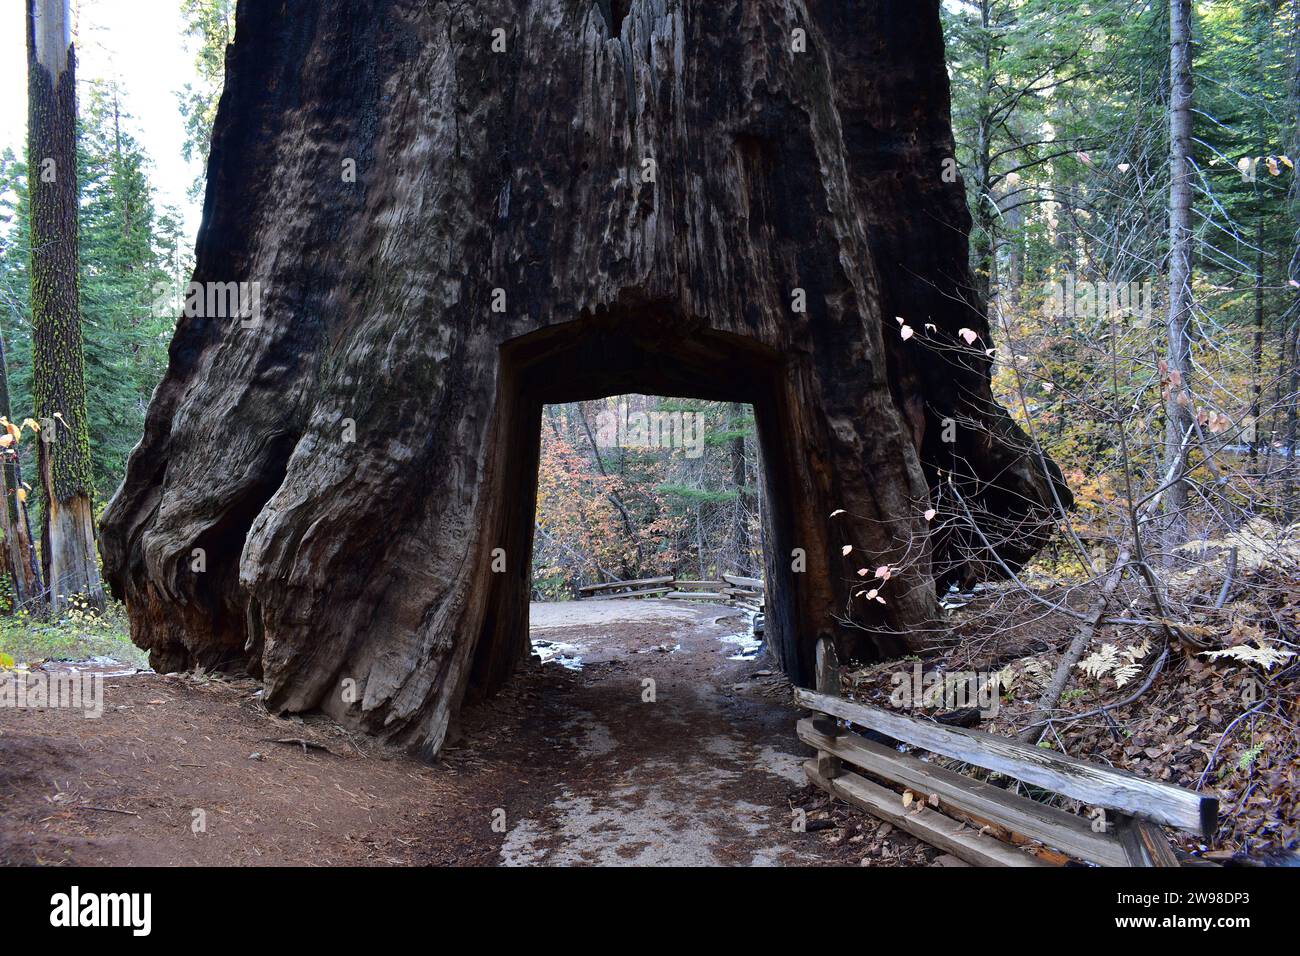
[798,637,1216,867]
[577,573,765,614]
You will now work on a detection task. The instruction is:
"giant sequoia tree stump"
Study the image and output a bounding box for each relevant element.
[99,0,1068,757]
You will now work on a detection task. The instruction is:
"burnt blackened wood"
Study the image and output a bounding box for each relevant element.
[100,0,1067,757]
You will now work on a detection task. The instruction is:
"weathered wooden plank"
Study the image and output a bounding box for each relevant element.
[794,688,1216,837]
[812,639,843,776]
[664,590,729,601]
[672,580,726,589]
[584,586,672,600]
[804,760,1053,867]
[1115,814,1180,867]
[722,573,764,589]
[798,718,1129,866]
[577,575,674,593]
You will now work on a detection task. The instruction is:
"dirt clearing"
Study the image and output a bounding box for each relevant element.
[0,600,930,866]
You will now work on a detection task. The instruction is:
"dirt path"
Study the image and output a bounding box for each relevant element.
[0,600,929,866]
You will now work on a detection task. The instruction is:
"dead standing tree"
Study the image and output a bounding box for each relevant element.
[99,0,1067,758]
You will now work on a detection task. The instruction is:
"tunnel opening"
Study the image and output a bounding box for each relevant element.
[528,392,765,671]
[464,314,814,705]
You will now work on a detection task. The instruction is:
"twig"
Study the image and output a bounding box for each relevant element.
[75,805,140,816]
[1215,547,1238,609]
[1197,699,1269,790]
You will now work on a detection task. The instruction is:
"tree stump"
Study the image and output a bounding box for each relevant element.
[99,0,1068,758]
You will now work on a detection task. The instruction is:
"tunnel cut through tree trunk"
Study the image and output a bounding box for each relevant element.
[99,0,1069,758]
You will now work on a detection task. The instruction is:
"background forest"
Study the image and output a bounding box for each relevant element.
[0,0,1294,629]
[539,0,1300,601]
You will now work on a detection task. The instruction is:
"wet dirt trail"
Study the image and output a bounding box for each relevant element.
[492,600,826,865]
[0,600,930,866]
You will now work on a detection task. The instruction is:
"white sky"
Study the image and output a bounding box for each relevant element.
[0,0,206,237]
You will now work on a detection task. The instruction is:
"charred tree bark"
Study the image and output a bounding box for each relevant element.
[100,0,1068,758]
[27,0,102,610]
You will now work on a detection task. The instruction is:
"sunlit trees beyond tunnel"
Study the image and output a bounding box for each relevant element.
[532,396,762,599]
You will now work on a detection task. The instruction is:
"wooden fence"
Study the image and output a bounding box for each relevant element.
[577,573,765,613]
[798,637,1216,867]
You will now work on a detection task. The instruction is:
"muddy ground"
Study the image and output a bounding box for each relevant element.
[0,600,934,867]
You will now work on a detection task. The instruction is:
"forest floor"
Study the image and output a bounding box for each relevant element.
[0,599,935,867]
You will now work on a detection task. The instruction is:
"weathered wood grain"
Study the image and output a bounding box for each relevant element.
[804,760,1053,867]
[585,586,673,600]
[798,718,1129,866]
[796,688,1216,837]
[1115,814,1181,867]
[577,576,674,593]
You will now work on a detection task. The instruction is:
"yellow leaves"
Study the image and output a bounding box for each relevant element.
[15,487,27,503]
[0,415,46,447]
[901,790,938,812]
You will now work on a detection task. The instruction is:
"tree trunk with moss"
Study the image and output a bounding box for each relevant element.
[26,0,103,611]
[99,0,1068,758]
